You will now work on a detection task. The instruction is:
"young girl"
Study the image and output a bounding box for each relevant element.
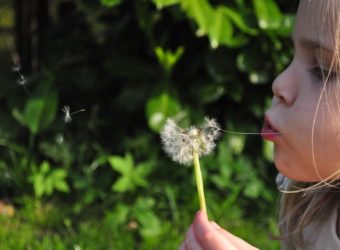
[179,0,340,249]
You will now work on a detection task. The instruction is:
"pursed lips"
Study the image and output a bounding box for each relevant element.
[261,114,280,141]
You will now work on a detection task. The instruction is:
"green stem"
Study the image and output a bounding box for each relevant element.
[193,151,207,214]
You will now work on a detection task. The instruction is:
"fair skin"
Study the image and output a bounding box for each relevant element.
[180,0,340,249]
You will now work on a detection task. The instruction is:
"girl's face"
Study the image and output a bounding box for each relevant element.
[264,0,340,182]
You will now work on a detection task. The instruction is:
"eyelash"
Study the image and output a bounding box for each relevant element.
[310,67,338,82]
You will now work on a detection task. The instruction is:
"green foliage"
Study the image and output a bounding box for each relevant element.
[155,46,184,75]
[108,153,153,192]
[253,0,283,30]
[0,0,296,248]
[146,93,182,132]
[12,75,58,135]
[152,0,180,9]
[29,161,69,198]
[100,0,123,7]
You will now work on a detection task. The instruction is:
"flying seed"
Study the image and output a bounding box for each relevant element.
[62,105,86,124]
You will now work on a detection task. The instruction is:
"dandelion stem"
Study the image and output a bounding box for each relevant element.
[193,151,207,214]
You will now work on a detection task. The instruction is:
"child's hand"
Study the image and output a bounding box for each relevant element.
[179,211,259,250]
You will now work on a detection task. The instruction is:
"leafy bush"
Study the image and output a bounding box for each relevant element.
[0,0,296,248]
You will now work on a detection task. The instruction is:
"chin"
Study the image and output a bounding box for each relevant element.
[274,160,311,182]
[276,164,320,183]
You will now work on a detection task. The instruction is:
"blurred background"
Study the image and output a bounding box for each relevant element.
[0,0,296,249]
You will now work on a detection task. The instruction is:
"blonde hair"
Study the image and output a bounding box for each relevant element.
[278,0,340,248]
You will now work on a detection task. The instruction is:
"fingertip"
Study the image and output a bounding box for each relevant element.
[195,210,208,221]
[193,211,212,240]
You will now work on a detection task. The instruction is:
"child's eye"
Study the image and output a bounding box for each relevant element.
[310,67,338,82]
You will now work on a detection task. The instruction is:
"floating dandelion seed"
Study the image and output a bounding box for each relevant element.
[62,105,85,124]
[160,117,221,214]
[1,34,29,94]
[11,64,22,73]
[11,63,30,94]
[16,76,26,86]
[62,106,72,123]
[16,74,30,95]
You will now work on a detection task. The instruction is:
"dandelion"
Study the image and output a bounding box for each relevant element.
[161,117,221,165]
[160,117,221,214]
[62,105,86,124]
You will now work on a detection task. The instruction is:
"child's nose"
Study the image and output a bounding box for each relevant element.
[271,62,297,106]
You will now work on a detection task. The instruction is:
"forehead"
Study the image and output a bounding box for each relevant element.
[294,0,337,49]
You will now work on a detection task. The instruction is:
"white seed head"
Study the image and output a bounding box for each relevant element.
[62,105,72,123]
[11,64,22,72]
[62,106,86,124]
[160,117,221,166]
[16,77,26,86]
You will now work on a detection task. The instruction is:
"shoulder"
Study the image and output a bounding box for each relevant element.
[336,207,340,242]
[302,205,340,249]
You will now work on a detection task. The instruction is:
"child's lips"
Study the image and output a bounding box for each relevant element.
[261,115,279,141]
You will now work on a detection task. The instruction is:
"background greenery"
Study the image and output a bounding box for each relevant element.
[0,0,296,249]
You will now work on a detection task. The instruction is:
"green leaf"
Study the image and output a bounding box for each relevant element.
[180,0,214,36]
[100,0,122,7]
[152,0,180,9]
[209,7,233,49]
[133,198,161,239]
[109,154,153,193]
[34,175,44,198]
[40,161,50,174]
[263,140,274,162]
[146,93,181,132]
[45,179,54,195]
[155,47,184,74]
[30,161,69,198]
[243,180,262,199]
[112,176,133,192]
[253,0,282,30]
[220,7,258,35]
[134,162,153,178]
[276,14,295,36]
[138,211,161,238]
[13,79,58,134]
[53,180,69,193]
[52,169,67,178]
[108,153,134,174]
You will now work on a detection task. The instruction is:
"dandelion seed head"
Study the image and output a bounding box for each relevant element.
[160,117,221,165]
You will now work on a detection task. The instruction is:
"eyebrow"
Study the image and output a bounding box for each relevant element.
[298,37,333,54]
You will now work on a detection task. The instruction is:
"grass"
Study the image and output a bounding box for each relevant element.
[0,198,280,250]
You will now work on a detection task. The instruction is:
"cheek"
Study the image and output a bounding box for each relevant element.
[308,106,340,180]
[273,142,314,181]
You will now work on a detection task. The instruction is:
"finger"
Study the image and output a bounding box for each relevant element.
[193,211,238,250]
[211,222,259,250]
[184,225,203,250]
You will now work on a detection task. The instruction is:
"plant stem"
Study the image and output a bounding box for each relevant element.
[193,151,207,214]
